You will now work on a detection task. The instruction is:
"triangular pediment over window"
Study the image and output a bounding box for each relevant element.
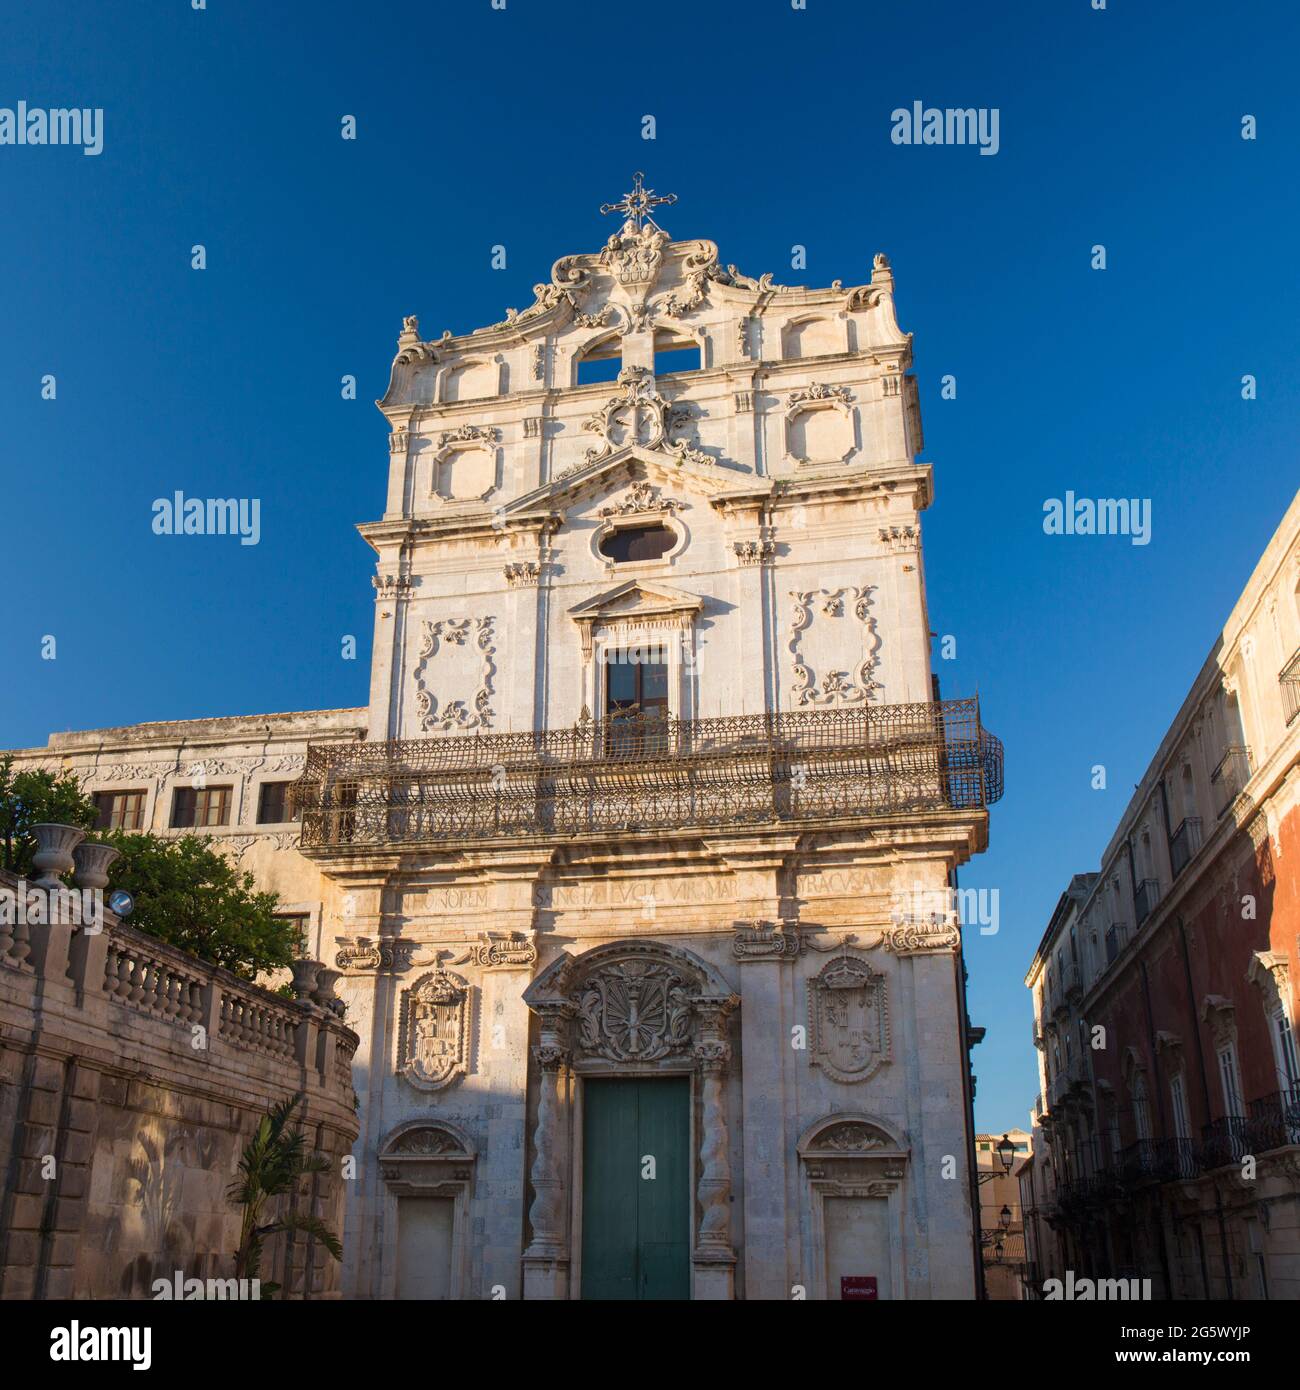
[501,445,744,524]
[568,578,702,625]
[568,579,703,658]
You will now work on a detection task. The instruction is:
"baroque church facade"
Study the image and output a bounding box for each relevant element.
[10,180,1002,1299]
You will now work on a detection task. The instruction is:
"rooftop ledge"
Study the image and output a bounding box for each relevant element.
[294,698,1003,852]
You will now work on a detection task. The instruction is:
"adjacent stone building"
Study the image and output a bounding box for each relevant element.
[1024,491,1300,1300]
[7,181,1004,1299]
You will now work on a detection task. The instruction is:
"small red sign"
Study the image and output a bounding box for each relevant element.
[841,1276,878,1300]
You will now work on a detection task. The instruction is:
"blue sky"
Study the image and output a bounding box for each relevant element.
[2,0,1297,1133]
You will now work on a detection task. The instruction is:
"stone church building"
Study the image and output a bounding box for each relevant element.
[9,180,1002,1299]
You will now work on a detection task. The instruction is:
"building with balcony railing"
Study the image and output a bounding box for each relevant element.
[1023,490,1300,1301]
[6,182,1006,1302]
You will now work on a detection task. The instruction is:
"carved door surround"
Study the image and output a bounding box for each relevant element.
[796,1112,909,1300]
[376,1120,476,1300]
[521,940,740,1300]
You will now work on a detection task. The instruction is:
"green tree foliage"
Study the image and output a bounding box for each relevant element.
[0,759,293,977]
[0,755,98,874]
[228,1092,342,1296]
[104,832,296,979]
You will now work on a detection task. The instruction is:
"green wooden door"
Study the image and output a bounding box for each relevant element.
[581,1076,690,1300]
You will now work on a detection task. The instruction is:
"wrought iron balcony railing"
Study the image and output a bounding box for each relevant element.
[1281,649,1300,726]
[1133,877,1161,927]
[1104,921,1125,965]
[294,698,1004,850]
[1246,1083,1300,1152]
[1211,745,1251,817]
[1168,816,1202,878]
[1200,1116,1250,1170]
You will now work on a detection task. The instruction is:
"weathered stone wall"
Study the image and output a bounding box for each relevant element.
[0,871,358,1299]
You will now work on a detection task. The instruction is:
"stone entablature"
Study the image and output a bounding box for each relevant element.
[0,870,358,1299]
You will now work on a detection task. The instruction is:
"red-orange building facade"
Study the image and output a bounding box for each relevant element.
[1023,492,1300,1300]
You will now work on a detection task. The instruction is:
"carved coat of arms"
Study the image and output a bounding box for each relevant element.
[398,967,471,1091]
[575,959,692,1062]
[807,956,889,1083]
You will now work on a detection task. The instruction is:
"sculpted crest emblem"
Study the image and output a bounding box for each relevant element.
[807,955,890,1083]
[397,967,471,1091]
[575,959,693,1062]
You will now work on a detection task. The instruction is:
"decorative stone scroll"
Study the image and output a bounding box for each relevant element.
[455,931,538,970]
[807,954,890,1083]
[733,919,803,962]
[883,918,960,955]
[335,937,417,973]
[396,966,472,1092]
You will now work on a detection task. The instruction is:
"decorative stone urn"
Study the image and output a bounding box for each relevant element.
[72,841,121,890]
[312,967,342,1008]
[290,959,322,1003]
[30,824,87,889]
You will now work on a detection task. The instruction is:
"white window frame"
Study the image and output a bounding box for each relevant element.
[1169,1072,1191,1141]
[1217,1042,1244,1116]
[1268,1006,1300,1092]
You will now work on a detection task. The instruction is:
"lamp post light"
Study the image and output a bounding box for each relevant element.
[978,1133,1020,1186]
[997,1133,1017,1175]
[999,1204,1012,1233]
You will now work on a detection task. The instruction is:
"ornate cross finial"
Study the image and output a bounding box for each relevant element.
[600,171,677,232]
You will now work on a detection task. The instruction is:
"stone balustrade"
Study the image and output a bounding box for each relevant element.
[0,861,358,1299]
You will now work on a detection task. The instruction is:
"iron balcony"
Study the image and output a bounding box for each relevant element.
[294,697,1003,851]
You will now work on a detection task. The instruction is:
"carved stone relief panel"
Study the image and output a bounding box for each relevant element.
[575,958,695,1063]
[789,587,882,707]
[431,425,500,503]
[784,382,854,466]
[413,616,496,732]
[807,955,890,1083]
[396,966,472,1092]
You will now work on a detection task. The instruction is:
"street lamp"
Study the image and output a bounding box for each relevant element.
[999,1204,1012,1233]
[996,1134,1017,1174]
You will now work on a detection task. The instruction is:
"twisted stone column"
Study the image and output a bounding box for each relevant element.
[522,1004,573,1299]
[525,1043,569,1254]
[692,995,739,1298]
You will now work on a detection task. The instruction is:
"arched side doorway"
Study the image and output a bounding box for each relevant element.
[521,940,739,1301]
[796,1113,910,1301]
[377,1120,476,1300]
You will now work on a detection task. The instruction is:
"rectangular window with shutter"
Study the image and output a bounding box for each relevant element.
[171,785,233,829]
[257,781,294,823]
[94,789,146,831]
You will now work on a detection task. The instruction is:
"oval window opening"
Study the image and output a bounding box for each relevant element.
[599,524,675,564]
